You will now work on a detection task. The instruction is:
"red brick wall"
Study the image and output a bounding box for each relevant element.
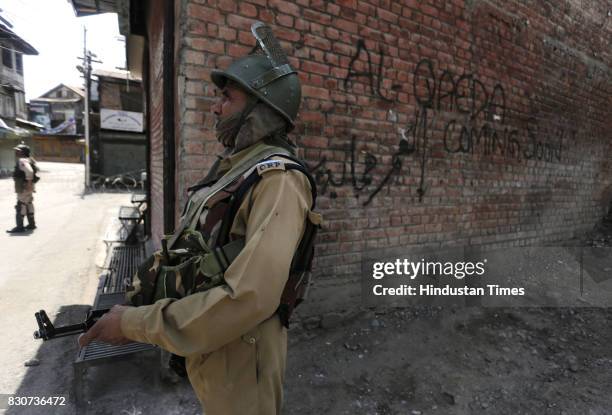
[174,0,612,313]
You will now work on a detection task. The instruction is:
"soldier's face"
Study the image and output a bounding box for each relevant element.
[212,83,249,122]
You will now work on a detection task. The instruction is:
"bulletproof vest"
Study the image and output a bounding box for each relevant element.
[13,158,38,193]
[127,141,321,327]
[13,159,39,180]
[13,164,25,181]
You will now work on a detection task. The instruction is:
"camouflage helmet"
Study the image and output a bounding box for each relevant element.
[13,143,31,157]
[210,22,301,130]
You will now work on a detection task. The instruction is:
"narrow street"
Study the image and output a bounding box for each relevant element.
[0,162,129,412]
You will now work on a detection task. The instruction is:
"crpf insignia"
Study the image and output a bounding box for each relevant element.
[256,160,285,175]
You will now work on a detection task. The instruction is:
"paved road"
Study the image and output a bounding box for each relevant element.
[0,162,130,410]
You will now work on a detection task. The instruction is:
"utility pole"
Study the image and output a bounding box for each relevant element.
[83,27,90,188]
[77,27,101,189]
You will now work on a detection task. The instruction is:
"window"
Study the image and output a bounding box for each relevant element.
[2,48,12,69]
[15,53,22,74]
[14,92,25,118]
[0,93,15,118]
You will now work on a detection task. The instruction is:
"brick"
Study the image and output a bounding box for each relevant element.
[185,80,205,95]
[237,30,256,46]
[302,60,330,75]
[332,42,354,57]
[302,85,329,100]
[335,18,358,34]
[275,27,302,42]
[239,2,258,17]
[310,0,327,12]
[188,21,206,35]
[357,1,376,16]
[327,2,341,15]
[310,48,324,62]
[217,0,237,12]
[258,9,274,23]
[377,7,398,24]
[295,17,309,30]
[324,52,339,66]
[218,27,236,41]
[309,74,324,86]
[310,22,325,36]
[421,4,439,18]
[303,9,332,25]
[301,135,328,147]
[226,13,253,30]
[228,44,251,57]
[188,4,222,23]
[277,13,294,28]
[303,34,331,50]
[206,23,219,37]
[189,38,225,54]
[183,50,205,64]
[268,0,301,16]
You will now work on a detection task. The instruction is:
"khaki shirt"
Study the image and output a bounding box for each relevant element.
[120,152,312,356]
[15,157,35,194]
[18,158,34,180]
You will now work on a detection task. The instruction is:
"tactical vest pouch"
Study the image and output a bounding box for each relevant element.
[126,231,245,306]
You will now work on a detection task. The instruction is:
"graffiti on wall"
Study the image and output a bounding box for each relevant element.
[319,39,576,204]
[409,58,566,163]
[309,135,414,206]
[343,39,400,102]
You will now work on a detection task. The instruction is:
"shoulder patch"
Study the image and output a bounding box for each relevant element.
[256,160,286,175]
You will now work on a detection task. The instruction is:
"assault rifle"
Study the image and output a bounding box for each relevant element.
[33,308,109,341]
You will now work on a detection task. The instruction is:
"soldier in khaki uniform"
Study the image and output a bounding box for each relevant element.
[79,22,320,414]
[7,144,37,233]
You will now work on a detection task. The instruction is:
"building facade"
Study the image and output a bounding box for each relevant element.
[0,14,38,170]
[71,0,612,314]
[29,84,85,134]
[90,69,146,177]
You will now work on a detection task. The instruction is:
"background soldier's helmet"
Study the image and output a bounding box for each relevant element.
[211,22,301,130]
[13,144,31,157]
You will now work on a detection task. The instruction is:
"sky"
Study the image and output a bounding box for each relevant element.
[1,0,125,101]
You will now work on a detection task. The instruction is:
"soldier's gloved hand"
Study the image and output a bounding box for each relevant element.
[78,305,131,347]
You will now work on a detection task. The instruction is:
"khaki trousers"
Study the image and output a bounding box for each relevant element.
[16,190,34,215]
[186,315,287,415]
